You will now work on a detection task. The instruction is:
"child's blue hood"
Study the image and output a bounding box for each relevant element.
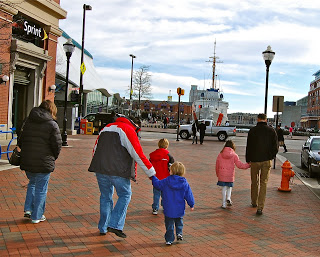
[166,175,187,190]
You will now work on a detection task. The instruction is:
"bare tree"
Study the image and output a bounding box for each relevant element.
[131,65,152,108]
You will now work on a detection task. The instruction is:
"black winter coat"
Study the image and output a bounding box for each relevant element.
[19,107,62,173]
[246,122,278,163]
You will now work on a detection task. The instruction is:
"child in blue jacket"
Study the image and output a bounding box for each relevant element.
[152,162,195,245]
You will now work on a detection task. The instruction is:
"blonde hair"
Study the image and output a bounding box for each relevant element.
[170,162,185,177]
[39,100,57,120]
[158,138,169,149]
[221,140,236,153]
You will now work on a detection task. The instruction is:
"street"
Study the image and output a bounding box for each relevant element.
[141,130,320,199]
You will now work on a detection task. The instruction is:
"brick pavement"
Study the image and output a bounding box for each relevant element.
[0,132,320,256]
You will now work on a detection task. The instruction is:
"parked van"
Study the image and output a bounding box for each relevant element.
[84,112,116,134]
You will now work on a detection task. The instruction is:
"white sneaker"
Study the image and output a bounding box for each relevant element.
[31,215,46,224]
[227,200,233,206]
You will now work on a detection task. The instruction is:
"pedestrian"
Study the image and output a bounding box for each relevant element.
[88,116,156,238]
[163,116,168,129]
[289,127,293,138]
[216,140,250,209]
[199,120,206,145]
[192,120,199,144]
[152,162,194,246]
[19,100,62,223]
[276,125,288,153]
[245,113,278,215]
[149,138,175,215]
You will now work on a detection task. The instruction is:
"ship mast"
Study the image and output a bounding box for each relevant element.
[206,39,223,89]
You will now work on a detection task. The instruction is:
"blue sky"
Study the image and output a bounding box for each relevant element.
[59,0,320,117]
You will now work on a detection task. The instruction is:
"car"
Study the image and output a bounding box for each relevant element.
[300,136,320,177]
[84,112,116,134]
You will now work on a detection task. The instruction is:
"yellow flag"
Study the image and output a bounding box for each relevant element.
[80,63,86,75]
[42,29,48,41]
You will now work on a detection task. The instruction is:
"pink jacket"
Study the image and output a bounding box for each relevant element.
[216,147,250,182]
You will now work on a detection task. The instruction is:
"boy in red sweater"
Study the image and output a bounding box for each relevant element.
[149,138,175,215]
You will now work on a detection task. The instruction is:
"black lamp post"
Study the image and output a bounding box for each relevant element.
[129,54,136,114]
[62,38,75,146]
[78,4,92,118]
[262,45,275,115]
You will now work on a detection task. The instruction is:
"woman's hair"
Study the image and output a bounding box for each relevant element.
[221,140,236,153]
[39,100,57,120]
[158,138,169,149]
[170,162,185,177]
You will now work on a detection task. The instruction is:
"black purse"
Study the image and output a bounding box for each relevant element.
[9,121,25,166]
[9,147,20,166]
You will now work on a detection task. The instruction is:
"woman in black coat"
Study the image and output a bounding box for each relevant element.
[19,100,62,223]
[192,120,199,144]
[276,125,287,153]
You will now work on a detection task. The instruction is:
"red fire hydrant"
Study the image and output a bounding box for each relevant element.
[278,160,295,192]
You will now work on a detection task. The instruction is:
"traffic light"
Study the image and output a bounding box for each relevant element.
[199,105,202,108]
[71,91,80,103]
[177,87,185,96]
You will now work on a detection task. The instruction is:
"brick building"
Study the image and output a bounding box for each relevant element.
[132,100,193,123]
[0,1,66,138]
[300,70,320,129]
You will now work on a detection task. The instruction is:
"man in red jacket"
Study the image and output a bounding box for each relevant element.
[149,138,174,215]
[89,117,155,238]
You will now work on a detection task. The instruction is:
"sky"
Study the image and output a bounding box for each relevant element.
[59,0,320,117]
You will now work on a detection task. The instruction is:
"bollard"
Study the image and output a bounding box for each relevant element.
[278,160,295,192]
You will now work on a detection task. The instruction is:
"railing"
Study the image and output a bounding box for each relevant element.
[0,125,17,161]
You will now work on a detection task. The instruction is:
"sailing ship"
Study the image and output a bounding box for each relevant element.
[189,40,229,125]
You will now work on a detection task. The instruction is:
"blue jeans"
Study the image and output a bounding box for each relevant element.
[164,216,183,242]
[96,173,132,233]
[152,186,162,210]
[24,172,51,220]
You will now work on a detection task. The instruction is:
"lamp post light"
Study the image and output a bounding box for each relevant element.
[262,45,275,115]
[62,38,75,146]
[129,54,136,114]
[78,4,92,118]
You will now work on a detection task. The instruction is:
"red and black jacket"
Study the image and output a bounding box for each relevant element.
[88,117,155,180]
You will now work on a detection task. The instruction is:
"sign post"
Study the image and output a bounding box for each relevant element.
[176,87,185,141]
[272,96,284,169]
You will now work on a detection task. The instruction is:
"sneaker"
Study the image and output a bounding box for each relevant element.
[31,215,46,224]
[251,203,257,207]
[152,209,158,215]
[227,200,233,206]
[166,241,172,246]
[107,227,127,238]
[256,209,263,215]
[24,211,31,219]
[177,234,183,241]
[221,205,226,209]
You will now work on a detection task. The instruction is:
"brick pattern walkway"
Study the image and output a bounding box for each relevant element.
[0,134,319,256]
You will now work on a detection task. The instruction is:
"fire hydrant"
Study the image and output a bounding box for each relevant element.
[278,160,295,192]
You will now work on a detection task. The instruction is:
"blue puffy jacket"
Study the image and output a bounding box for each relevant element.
[152,175,194,218]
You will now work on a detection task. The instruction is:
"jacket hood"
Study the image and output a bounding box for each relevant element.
[149,148,169,161]
[167,175,187,190]
[116,117,140,133]
[28,107,53,123]
[221,147,235,160]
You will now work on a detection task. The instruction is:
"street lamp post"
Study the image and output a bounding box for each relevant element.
[262,45,275,115]
[78,4,92,118]
[129,54,136,115]
[62,38,75,146]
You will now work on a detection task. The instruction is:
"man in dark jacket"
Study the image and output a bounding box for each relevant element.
[199,120,206,145]
[88,117,155,238]
[245,113,278,215]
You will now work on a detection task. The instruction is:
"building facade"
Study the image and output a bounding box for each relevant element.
[0,0,66,138]
[300,70,320,129]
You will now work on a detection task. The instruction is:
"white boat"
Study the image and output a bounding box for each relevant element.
[189,40,229,125]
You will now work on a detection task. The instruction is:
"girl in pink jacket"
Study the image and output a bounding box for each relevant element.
[216,140,250,209]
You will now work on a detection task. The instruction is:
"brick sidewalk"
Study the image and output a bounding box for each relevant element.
[0,134,319,256]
